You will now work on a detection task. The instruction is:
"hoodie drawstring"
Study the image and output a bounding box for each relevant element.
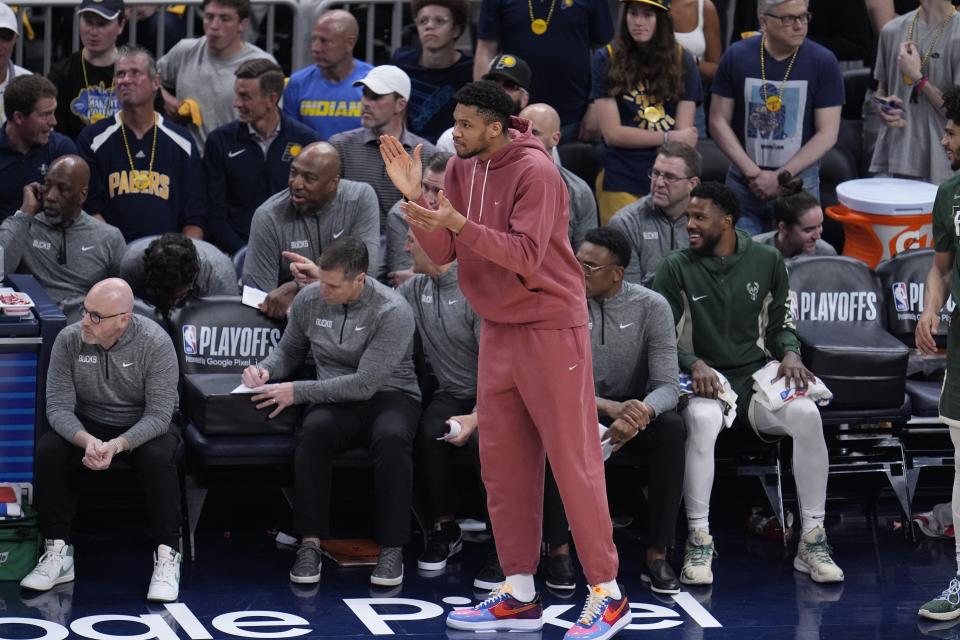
[465,160,491,224]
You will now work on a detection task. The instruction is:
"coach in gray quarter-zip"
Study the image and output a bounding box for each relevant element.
[242,142,380,318]
[28,277,184,603]
[242,237,419,589]
[0,155,126,307]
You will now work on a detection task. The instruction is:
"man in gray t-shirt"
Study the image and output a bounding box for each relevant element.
[23,278,183,603]
[157,0,276,149]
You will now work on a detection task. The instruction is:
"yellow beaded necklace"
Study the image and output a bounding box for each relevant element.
[759,34,799,113]
[119,112,158,192]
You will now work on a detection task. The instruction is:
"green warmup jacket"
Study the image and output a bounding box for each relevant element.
[651,229,802,411]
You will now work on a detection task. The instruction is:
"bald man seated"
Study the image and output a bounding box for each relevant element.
[0,155,127,308]
[519,103,597,251]
[23,278,183,602]
[241,141,380,318]
[282,10,373,140]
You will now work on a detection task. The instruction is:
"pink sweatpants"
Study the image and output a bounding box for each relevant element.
[476,320,619,585]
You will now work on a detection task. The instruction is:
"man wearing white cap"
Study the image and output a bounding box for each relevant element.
[0,2,31,127]
[330,65,437,228]
[47,0,125,139]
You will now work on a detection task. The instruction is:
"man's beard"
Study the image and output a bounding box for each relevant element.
[690,233,720,256]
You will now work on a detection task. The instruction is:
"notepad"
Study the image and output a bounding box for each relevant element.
[241,285,267,309]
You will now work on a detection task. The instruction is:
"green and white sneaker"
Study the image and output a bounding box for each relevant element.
[20,540,75,592]
[919,575,960,621]
[680,529,716,585]
[794,526,844,583]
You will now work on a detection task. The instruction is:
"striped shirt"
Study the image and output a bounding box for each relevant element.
[329,126,437,226]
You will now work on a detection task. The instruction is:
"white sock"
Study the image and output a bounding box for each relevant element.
[801,514,824,536]
[688,519,709,535]
[505,574,535,602]
[955,552,960,577]
[597,580,621,599]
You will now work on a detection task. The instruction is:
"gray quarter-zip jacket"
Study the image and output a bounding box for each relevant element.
[607,196,689,286]
[587,281,679,416]
[46,314,179,448]
[242,179,380,291]
[398,264,480,399]
[260,275,420,404]
[0,211,126,306]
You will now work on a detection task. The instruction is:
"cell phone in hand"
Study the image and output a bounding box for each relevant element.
[872,96,899,112]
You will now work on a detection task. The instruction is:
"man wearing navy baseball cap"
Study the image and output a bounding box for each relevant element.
[47,0,125,139]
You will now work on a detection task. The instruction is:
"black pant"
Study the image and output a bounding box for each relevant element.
[294,391,421,546]
[550,410,687,550]
[415,391,569,547]
[415,392,479,522]
[34,421,182,549]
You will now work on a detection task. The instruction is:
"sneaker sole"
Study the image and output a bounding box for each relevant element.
[370,572,403,587]
[793,557,844,583]
[574,611,632,640]
[679,572,712,586]
[446,617,544,631]
[919,607,960,621]
[20,571,75,592]
[473,577,505,590]
[147,589,179,603]
[544,578,575,590]
[289,572,321,584]
[418,539,463,572]
[640,573,681,595]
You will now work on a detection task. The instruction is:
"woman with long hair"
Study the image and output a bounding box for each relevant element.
[591,0,702,224]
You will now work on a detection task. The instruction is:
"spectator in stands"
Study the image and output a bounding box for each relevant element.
[474,0,613,140]
[398,229,480,573]
[282,10,372,141]
[576,226,685,595]
[204,59,318,254]
[709,0,843,234]
[519,103,597,250]
[241,141,379,318]
[0,76,77,220]
[241,237,420,588]
[869,0,960,185]
[23,278,182,602]
[391,0,473,143]
[436,54,531,153]
[157,0,276,149]
[0,2,32,127]
[121,233,239,315]
[916,84,960,622]
[78,46,205,242]
[0,155,125,307]
[121,5,187,57]
[652,182,843,587]
[330,65,437,226]
[47,0,125,140]
[753,171,835,257]
[607,142,701,286]
[385,151,451,285]
[591,0,701,225]
[673,0,723,81]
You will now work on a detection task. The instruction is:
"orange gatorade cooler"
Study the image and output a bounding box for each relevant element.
[826,178,939,268]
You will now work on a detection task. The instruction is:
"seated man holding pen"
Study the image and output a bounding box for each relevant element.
[239,236,421,587]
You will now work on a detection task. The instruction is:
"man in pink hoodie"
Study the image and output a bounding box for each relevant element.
[381,80,630,640]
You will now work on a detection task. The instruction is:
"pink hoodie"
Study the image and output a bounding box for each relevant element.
[413,116,588,329]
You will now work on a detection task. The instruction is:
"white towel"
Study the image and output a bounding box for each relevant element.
[750,360,833,412]
[680,369,739,428]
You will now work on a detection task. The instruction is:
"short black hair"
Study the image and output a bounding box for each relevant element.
[202,0,250,20]
[945,86,960,125]
[411,0,468,30]
[583,227,631,268]
[143,233,200,302]
[690,181,741,222]
[454,80,514,133]
[4,75,57,121]
[235,58,284,98]
[319,236,369,277]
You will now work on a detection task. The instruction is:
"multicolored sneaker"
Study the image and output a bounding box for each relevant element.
[446,584,543,631]
[919,575,960,621]
[563,585,631,640]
